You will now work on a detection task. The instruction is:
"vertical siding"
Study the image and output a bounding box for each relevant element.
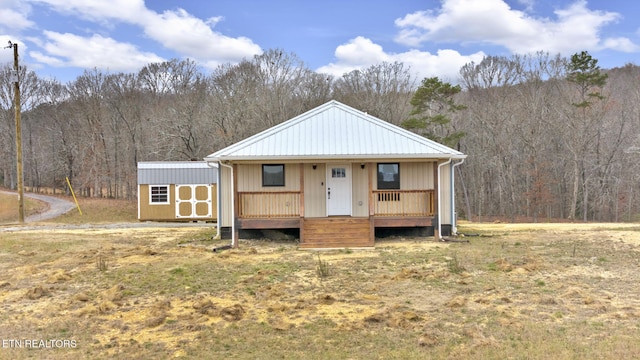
[304,163,326,217]
[400,162,434,190]
[351,163,369,217]
[370,161,435,190]
[439,162,452,224]
[237,164,300,192]
[220,166,233,227]
[211,185,218,219]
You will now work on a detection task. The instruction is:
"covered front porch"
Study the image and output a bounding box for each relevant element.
[234,188,437,248]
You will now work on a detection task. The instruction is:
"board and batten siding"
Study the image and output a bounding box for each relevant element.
[219,165,233,227]
[439,162,452,224]
[351,163,369,217]
[369,161,435,190]
[304,163,326,218]
[236,164,300,192]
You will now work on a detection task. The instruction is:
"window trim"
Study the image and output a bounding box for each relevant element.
[377,163,400,190]
[149,185,170,204]
[262,164,285,187]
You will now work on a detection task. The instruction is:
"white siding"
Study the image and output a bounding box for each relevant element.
[439,162,452,224]
[304,163,326,217]
[237,164,300,192]
[220,166,232,227]
[351,163,369,217]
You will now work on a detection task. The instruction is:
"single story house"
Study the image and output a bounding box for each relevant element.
[204,100,466,248]
[137,161,218,222]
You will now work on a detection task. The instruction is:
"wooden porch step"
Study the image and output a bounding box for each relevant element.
[300,217,373,249]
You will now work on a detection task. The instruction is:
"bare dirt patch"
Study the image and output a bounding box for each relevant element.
[0,223,639,359]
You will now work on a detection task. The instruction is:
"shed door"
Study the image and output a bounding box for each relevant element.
[176,185,212,218]
[326,164,351,216]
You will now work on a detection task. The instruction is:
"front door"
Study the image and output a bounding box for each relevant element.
[326,164,351,216]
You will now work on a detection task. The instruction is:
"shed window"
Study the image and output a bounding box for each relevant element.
[262,164,285,187]
[150,185,169,204]
[377,163,400,189]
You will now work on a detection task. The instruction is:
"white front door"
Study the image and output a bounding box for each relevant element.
[326,164,351,216]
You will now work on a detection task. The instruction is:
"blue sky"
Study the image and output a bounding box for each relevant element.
[1,0,639,83]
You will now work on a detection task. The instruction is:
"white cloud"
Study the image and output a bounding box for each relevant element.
[23,0,262,71]
[393,0,637,55]
[317,36,485,82]
[601,37,639,53]
[0,0,34,32]
[27,0,147,23]
[319,0,637,83]
[30,31,164,71]
[141,8,262,64]
[316,37,388,76]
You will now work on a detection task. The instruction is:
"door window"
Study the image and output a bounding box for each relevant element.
[332,168,346,178]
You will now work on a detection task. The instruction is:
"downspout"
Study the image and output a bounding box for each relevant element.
[218,161,236,248]
[437,158,452,240]
[451,159,465,235]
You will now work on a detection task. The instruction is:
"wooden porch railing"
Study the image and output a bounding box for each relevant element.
[372,190,435,216]
[238,191,300,218]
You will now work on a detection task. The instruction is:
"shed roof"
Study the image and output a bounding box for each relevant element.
[204,100,465,162]
[137,161,217,185]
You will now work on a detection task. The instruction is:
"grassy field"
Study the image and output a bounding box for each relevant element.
[0,197,639,359]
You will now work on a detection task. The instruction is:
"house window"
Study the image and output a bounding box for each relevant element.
[150,185,169,204]
[377,163,400,189]
[262,164,285,187]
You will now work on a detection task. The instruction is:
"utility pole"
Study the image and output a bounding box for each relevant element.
[6,41,24,223]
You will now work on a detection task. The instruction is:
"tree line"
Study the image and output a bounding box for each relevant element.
[1,49,639,222]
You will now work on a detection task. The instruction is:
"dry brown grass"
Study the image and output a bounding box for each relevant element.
[0,200,639,359]
[0,192,48,224]
[49,196,137,224]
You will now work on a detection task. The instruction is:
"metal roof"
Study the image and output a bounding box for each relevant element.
[138,161,218,169]
[204,100,466,162]
[137,161,217,184]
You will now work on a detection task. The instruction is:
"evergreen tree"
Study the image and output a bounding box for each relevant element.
[402,77,466,147]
